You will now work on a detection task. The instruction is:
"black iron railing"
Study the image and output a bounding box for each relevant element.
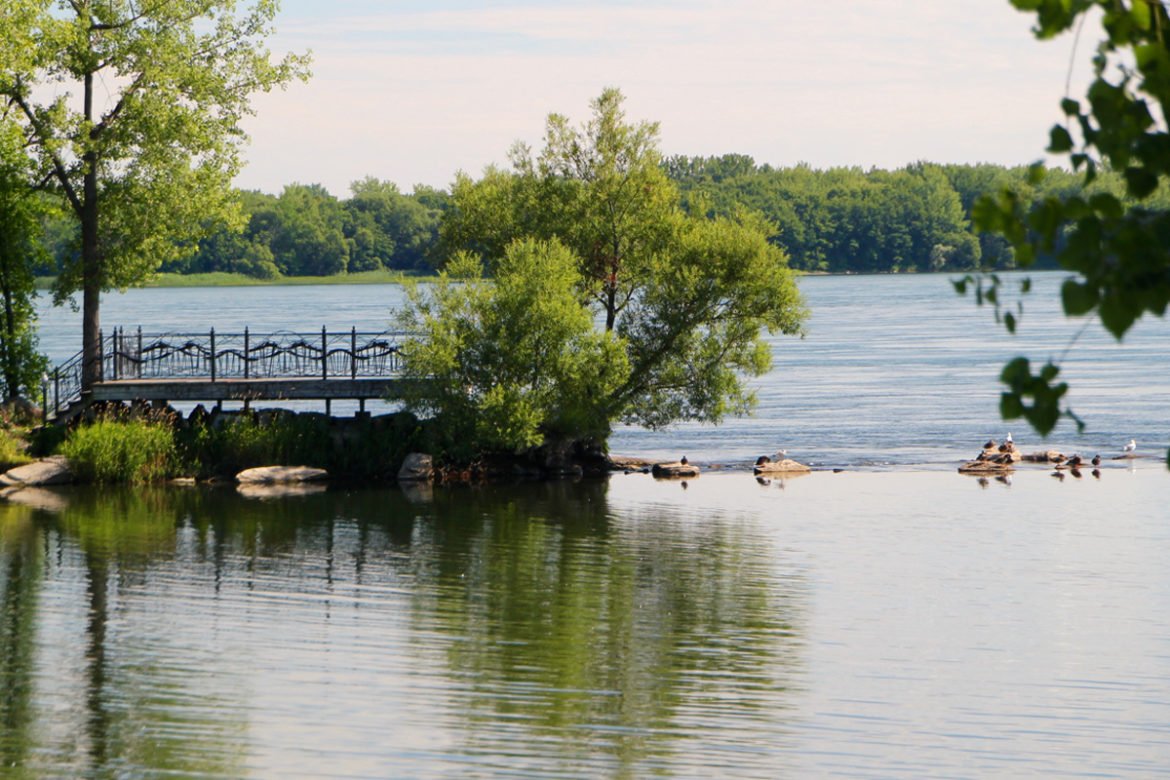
[43,327,409,420]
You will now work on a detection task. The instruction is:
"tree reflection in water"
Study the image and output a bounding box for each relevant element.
[0,479,806,777]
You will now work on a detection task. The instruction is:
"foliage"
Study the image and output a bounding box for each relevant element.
[0,121,48,401]
[437,90,806,446]
[0,0,310,387]
[62,419,176,484]
[398,239,629,458]
[0,426,31,469]
[157,182,445,278]
[173,411,421,480]
[967,0,1170,458]
[175,413,331,477]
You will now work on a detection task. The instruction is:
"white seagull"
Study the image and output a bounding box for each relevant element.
[1123,439,1137,455]
[1006,432,1013,445]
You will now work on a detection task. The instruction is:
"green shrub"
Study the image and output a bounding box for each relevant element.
[61,418,176,484]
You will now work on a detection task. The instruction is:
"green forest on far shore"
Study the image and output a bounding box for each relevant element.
[32,157,1168,282]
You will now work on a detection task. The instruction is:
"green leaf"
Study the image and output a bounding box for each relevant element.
[1132,0,1152,30]
[1048,125,1074,153]
[1004,311,1017,333]
[1124,167,1159,199]
[1061,279,1098,315]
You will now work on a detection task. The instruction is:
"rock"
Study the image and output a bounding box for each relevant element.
[958,459,1014,474]
[607,455,656,471]
[753,458,811,475]
[235,465,329,484]
[397,452,433,482]
[0,456,74,487]
[652,461,700,479]
[1021,450,1065,463]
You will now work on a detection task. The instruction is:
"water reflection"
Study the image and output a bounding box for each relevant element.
[0,481,805,777]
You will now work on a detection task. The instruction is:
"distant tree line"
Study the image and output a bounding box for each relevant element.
[35,178,450,279]
[30,159,1169,280]
[664,155,1170,273]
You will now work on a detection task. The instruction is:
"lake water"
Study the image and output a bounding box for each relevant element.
[33,272,1170,467]
[5,272,1168,778]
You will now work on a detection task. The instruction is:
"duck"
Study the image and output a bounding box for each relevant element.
[680,455,688,466]
[1091,454,1101,467]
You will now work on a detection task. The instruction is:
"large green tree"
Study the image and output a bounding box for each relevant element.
[436,89,806,442]
[969,0,1170,466]
[0,0,308,389]
[0,120,48,402]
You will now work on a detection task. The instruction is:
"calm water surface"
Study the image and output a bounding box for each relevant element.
[1,469,1168,778]
[9,272,1169,777]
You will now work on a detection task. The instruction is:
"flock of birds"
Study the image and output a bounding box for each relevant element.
[680,439,1138,475]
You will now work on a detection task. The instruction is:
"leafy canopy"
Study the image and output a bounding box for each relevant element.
[966,0,1170,466]
[0,0,309,386]
[397,239,629,457]
[435,88,806,446]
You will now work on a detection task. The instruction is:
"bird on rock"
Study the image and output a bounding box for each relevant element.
[1091,454,1101,467]
[680,455,688,465]
[1123,439,1137,455]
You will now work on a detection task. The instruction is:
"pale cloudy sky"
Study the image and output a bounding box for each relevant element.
[234,0,1094,196]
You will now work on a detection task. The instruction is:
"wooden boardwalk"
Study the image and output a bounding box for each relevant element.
[45,327,409,421]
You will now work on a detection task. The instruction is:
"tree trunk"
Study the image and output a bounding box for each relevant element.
[81,73,101,391]
[1,273,17,401]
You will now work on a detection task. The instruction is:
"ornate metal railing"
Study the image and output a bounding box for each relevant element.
[43,327,409,420]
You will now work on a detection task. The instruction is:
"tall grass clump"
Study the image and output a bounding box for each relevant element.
[176,413,332,477]
[61,418,176,484]
[0,428,31,469]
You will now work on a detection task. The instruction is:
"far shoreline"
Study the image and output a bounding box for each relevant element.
[33,267,1051,291]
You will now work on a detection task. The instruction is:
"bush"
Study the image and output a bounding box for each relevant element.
[61,418,176,484]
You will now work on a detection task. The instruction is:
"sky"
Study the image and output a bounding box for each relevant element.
[233,0,1096,197]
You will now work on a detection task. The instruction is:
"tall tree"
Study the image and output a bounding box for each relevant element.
[969,0,1170,466]
[0,120,48,402]
[0,0,309,389]
[438,89,807,436]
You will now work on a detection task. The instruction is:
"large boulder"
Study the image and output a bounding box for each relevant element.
[236,465,329,484]
[398,452,434,482]
[753,458,811,475]
[0,456,74,487]
[652,461,700,479]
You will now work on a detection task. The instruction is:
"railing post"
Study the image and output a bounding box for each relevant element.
[244,327,250,379]
[98,328,104,382]
[113,327,120,381]
[351,327,357,380]
[210,328,217,382]
[53,368,60,417]
[41,376,47,426]
[137,326,143,378]
[321,326,328,380]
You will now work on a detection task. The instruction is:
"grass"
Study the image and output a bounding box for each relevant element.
[0,428,32,470]
[37,269,438,289]
[61,418,176,484]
